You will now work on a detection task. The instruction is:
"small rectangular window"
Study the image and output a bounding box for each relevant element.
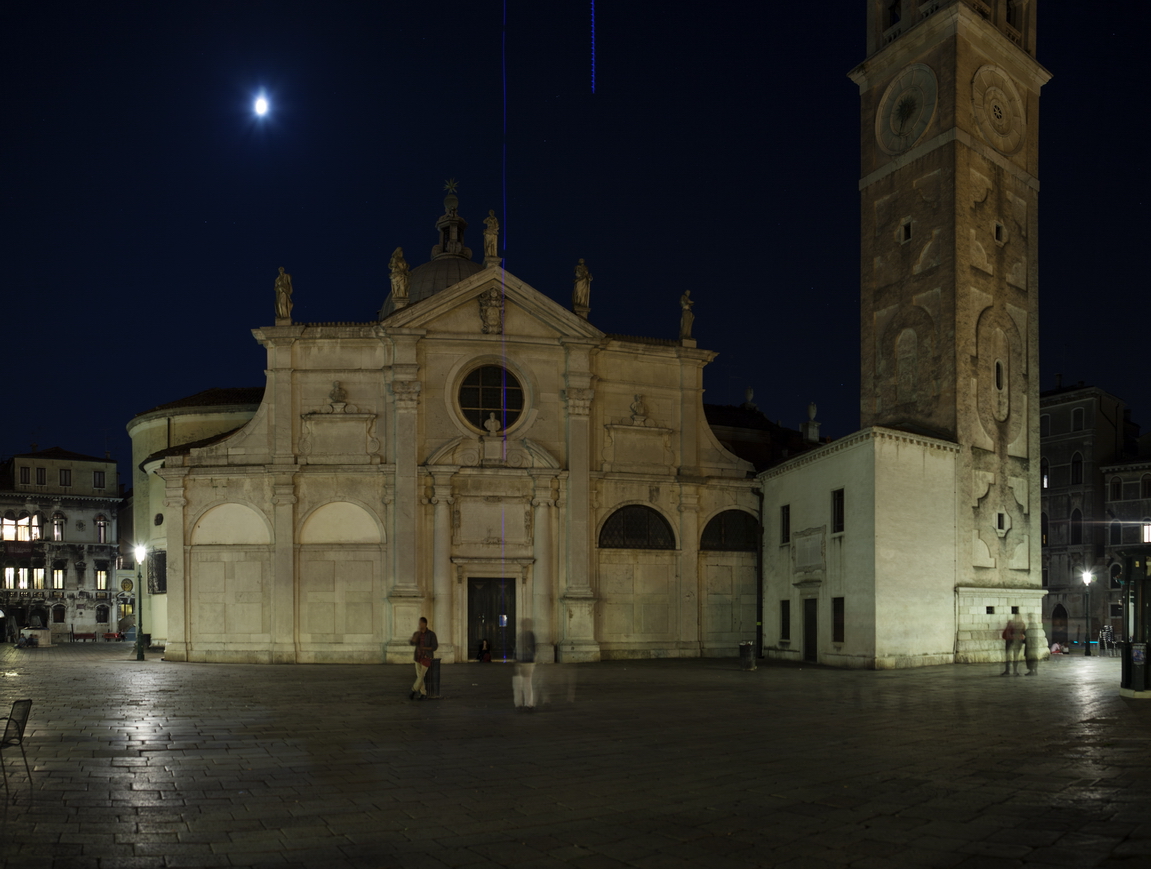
[93,471,106,489]
[780,505,791,544]
[832,489,845,534]
[59,468,72,487]
[36,467,46,485]
[987,606,995,614]
[832,597,845,643]
[19,466,29,484]
[780,600,791,641]
[1110,604,1123,618]
[52,569,65,589]
[96,569,108,590]
[32,568,45,590]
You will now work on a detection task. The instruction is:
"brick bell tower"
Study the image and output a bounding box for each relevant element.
[849,1,1051,658]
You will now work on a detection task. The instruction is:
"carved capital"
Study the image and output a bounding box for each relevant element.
[163,497,187,509]
[391,380,422,409]
[563,387,594,416]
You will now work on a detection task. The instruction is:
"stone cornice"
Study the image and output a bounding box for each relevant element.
[758,426,960,480]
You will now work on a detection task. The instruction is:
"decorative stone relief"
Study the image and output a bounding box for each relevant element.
[914,169,941,205]
[969,378,996,451]
[1007,192,1027,236]
[972,469,995,507]
[969,229,993,274]
[1006,260,1027,289]
[970,169,992,206]
[1007,394,1028,458]
[390,380,421,409]
[1006,304,1028,373]
[913,228,942,274]
[1007,475,1029,513]
[563,388,594,416]
[478,287,504,334]
[972,530,996,568]
[1009,535,1030,570]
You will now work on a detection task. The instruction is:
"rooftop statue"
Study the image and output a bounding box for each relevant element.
[389,247,411,302]
[679,290,694,340]
[482,210,500,259]
[573,258,592,309]
[274,267,293,321]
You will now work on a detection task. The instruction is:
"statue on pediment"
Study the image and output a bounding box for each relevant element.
[274,267,293,321]
[388,247,410,303]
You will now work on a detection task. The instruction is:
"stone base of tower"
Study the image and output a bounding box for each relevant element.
[954,586,1048,663]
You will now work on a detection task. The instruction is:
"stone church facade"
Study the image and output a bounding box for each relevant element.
[137,191,759,664]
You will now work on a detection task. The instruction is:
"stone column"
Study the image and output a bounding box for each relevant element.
[270,478,297,663]
[430,471,455,661]
[560,386,599,661]
[387,377,423,660]
[532,473,557,663]
[158,467,188,661]
[678,486,701,654]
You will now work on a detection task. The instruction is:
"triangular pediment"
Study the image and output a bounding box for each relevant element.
[381,265,604,342]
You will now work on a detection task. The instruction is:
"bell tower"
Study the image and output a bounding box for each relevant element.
[850,0,1050,651]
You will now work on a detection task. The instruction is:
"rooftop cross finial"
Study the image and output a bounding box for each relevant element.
[443,178,459,193]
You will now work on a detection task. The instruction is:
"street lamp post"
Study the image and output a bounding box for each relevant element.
[1082,571,1094,657]
[134,545,146,661]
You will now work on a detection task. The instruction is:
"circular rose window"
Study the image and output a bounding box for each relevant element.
[458,365,524,432]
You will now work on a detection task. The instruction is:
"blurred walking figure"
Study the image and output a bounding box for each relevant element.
[1024,615,1042,675]
[1001,613,1025,676]
[409,617,438,700]
[513,618,536,710]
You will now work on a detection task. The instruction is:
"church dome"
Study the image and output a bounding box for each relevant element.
[407,256,484,303]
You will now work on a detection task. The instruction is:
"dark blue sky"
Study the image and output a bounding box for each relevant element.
[3,2,1147,479]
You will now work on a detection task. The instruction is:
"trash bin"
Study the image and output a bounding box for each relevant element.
[739,641,757,671]
[425,658,442,697]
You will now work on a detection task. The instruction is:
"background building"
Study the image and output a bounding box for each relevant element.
[0,447,122,642]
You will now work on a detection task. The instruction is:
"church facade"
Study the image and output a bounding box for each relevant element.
[136,190,760,664]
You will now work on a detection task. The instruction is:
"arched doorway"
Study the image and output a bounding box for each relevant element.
[1051,604,1068,645]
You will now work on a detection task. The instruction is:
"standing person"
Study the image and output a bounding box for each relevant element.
[513,618,536,710]
[1001,613,1025,676]
[409,617,438,700]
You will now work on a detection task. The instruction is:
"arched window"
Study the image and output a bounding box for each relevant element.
[1041,458,1050,489]
[1040,414,1050,437]
[1110,521,1121,545]
[599,505,675,549]
[1142,476,1151,499]
[1071,453,1083,485]
[52,513,65,541]
[1041,513,1049,547]
[0,512,14,541]
[1070,509,1083,545]
[95,515,108,544]
[95,605,110,624]
[1110,477,1123,501]
[1111,563,1123,589]
[700,510,758,551]
[1072,407,1084,431]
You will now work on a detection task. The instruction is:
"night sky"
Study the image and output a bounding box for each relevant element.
[4,2,1147,482]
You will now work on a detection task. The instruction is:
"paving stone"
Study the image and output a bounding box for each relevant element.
[1,646,1149,867]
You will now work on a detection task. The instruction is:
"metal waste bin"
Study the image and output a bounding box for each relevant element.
[425,658,442,697]
[739,641,757,671]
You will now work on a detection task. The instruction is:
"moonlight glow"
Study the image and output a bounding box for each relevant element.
[254,96,268,116]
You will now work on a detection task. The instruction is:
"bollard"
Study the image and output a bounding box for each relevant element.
[739,641,757,671]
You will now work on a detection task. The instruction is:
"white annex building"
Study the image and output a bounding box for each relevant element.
[130,188,762,664]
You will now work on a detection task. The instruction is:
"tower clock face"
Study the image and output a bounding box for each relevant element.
[971,65,1024,154]
[875,64,938,155]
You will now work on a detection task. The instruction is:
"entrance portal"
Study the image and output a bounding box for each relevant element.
[803,598,818,663]
[1051,603,1068,645]
[468,578,517,661]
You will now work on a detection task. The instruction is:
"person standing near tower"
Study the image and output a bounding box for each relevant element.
[409,617,438,700]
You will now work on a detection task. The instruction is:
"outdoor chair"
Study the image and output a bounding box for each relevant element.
[1,699,33,802]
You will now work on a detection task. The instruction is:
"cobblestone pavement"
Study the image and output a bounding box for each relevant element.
[0,644,1149,869]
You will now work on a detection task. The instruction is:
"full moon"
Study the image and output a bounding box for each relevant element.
[254,97,268,116]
